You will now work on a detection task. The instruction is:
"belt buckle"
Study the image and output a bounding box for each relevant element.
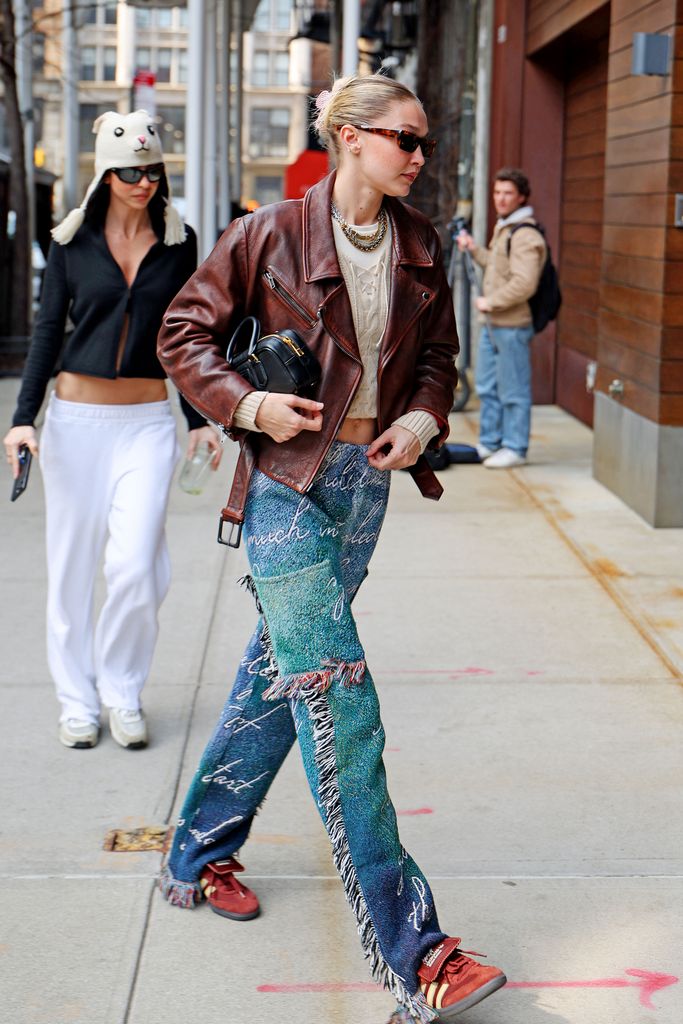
[217,517,242,548]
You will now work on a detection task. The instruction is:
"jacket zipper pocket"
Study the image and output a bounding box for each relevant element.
[262,269,318,329]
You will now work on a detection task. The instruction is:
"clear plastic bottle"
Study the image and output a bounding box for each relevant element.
[178,443,214,495]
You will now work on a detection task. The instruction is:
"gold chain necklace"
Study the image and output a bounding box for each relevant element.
[330,201,388,252]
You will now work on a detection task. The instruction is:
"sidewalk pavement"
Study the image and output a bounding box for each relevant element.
[1,376,681,1024]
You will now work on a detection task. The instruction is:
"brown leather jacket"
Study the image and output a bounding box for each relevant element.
[157,172,458,535]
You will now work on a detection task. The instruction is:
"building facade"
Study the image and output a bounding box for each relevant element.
[489,0,683,526]
[31,0,311,218]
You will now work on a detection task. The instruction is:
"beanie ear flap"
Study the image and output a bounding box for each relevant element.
[51,207,86,245]
[163,198,186,246]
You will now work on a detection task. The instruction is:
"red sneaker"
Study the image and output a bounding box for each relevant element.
[199,858,260,921]
[417,937,506,1019]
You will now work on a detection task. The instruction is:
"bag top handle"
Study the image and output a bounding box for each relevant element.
[226,316,261,362]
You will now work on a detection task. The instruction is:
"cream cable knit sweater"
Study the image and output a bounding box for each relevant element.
[233,215,438,452]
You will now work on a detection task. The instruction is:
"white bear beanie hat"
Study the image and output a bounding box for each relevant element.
[51,109,185,246]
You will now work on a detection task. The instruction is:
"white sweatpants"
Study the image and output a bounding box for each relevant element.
[40,394,181,723]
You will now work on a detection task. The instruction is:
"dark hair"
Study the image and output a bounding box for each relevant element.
[85,169,170,239]
[494,167,530,200]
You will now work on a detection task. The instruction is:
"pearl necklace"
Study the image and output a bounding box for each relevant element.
[330,200,388,252]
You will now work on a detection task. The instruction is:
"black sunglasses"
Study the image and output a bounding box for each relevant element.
[111,163,164,185]
[352,125,437,159]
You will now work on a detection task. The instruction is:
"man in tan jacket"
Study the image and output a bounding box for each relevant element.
[458,168,546,468]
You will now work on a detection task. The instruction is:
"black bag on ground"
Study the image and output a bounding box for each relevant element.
[226,315,320,394]
[506,223,562,334]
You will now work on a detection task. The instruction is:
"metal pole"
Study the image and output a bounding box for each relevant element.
[472,0,493,249]
[342,0,360,76]
[186,0,206,249]
[234,0,243,205]
[62,0,79,214]
[116,0,135,88]
[218,0,232,228]
[15,0,35,253]
[203,0,218,252]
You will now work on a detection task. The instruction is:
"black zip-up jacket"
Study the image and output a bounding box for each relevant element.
[12,220,204,428]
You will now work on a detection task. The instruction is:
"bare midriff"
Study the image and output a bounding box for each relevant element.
[336,417,377,445]
[55,371,168,405]
[55,312,167,405]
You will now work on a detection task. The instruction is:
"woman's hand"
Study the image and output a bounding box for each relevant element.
[186,425,223,470]
[255,393,324,443]
[366,425,421,471]
[3,425,38,479]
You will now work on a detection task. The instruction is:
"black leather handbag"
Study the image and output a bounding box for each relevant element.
[226,316,320,395]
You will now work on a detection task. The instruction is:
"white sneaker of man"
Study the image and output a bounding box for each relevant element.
[109,707,148,749]
[476,443,497,461]
[484,447,526,469]
[59,718,100,749]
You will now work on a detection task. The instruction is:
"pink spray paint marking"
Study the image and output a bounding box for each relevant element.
[397,807,433,816]
[506,969,679,1010]
[257,969,679,1009]
[392,668,495,678]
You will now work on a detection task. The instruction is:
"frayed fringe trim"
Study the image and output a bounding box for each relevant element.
[262,658,366,701]
[158,866,202,909]
[306,690,437,1024]
[239,574,279,682]
[238,574,366,703]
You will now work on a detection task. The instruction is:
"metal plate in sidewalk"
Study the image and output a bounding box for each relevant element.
[103,825,174,852]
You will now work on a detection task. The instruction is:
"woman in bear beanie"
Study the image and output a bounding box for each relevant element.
[157,74,506,1023]
[3,109,221,751]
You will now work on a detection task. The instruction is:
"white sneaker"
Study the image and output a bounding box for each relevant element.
[476,444,497,461]
[59,718,100,749]
[484,447,526,469]
[109,708,148,749]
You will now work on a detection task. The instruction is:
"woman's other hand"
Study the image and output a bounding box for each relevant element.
[366,425,421,471]
[255,394,324,443]
[3,425,39,479]
[186,425,223,470]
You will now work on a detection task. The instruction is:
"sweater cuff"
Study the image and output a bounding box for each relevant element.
[393,411,440,453]
[232,391,268,432]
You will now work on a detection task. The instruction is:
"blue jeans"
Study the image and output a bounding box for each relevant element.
[161,442,444,1023]
[475,324,534,456]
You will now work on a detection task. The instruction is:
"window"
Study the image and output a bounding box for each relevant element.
[83,1,97,25]
[157,48,172,83]
[104,1,117,25]
[252,0,270,31]
[249,106,290,158]
[135,8,152,27]
[274,51,289,86]
[178,6,189,27]
[254,174,282,206]
[33,31,45,75]
[103,46,117,81]
[135,47,151,72]
[157,8,172,28]
[252,51,269,87]
[79,103,111,149]
[156,106,186,155]
[80,46,96,81]
[274,0,291,31]
[178,49,189,84]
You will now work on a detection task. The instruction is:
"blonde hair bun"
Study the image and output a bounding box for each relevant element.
[313,73,421,159]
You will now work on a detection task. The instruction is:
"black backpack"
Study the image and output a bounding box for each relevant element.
[506,222,562,334]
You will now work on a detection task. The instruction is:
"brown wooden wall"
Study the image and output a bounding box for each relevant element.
[527,0,609,52]
[597,0,683,426]
[555,34,608,426]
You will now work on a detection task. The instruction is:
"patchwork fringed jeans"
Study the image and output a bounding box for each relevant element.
[161,443,445,1022]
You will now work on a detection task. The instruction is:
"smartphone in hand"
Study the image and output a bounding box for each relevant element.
[10,445,32,502]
